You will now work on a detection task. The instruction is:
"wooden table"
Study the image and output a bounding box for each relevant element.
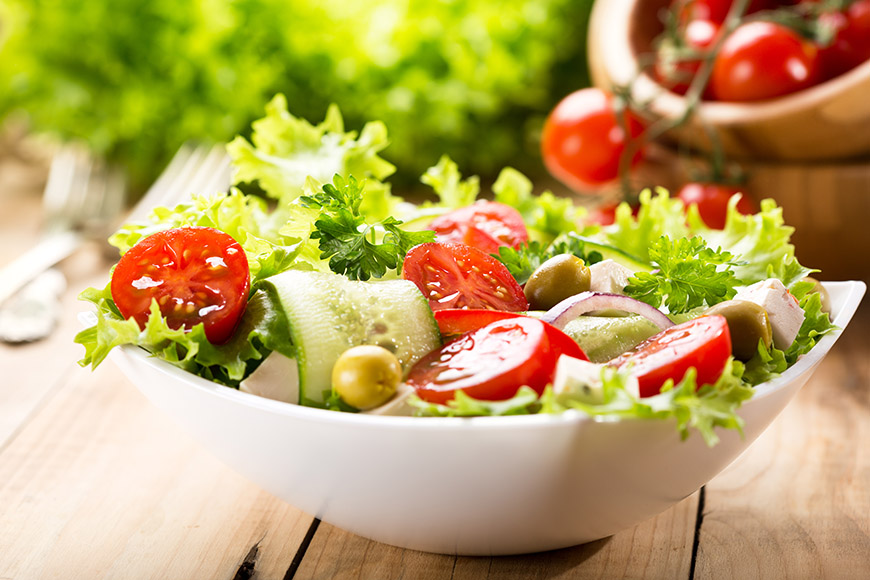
[1,153,868,579]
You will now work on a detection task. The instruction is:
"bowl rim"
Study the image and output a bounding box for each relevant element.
[112,280,865,432]
[641,59,870,126]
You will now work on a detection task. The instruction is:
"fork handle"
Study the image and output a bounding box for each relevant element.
[0,231,83,306]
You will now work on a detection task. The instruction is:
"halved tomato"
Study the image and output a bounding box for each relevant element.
[428,201,528,255]
[110,226,251,344]
[407,317,557,404]
[433,308,589,362]
[611,315,731,397]
[402,242,528,312]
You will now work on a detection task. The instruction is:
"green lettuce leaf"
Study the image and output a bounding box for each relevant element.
[227,95,397,205]
[785,290,837,363]
[699,197,813,287]
[409,386,541,417]
[75,283,293,385]
[603,188,690,264]
[556,362,754,446]
[491,166,587,243]
[410,362,754,446]
[109,189,308,283]
[420,155,480,209]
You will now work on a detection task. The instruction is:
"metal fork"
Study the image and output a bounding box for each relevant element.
[125,142,232,224]
[0,142,232,341]
[0,145,125,308]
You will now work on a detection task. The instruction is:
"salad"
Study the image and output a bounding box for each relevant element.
[75,94,835,446]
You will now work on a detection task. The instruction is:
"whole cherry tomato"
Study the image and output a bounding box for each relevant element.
[428,201,528,255]
[817,0,870,81]
[655,19,721,96]
[676,182,758,229]
[402,242,528,312]
[541,88,645,191]
[111,226,251,344]
[710,21,820,102]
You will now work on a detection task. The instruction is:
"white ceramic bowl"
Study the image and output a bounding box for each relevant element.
[108,281,865,555]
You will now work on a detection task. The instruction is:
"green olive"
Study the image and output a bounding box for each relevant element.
[332,345,403,410]
[802,276,831,315]
[524,254,591,311]
[705,300,773,361]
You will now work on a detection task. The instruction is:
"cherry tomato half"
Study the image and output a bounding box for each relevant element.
[710,21,819,102]
[611,315,732,398]
[428,201,529,255]
[407,317,557,404]
[541,88,646,191]
[433,308,589,362]
[111,226,251,344]
[402,242,528,312]
[676,182,758,229]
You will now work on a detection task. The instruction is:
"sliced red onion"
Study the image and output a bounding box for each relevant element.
[540,291,674,331]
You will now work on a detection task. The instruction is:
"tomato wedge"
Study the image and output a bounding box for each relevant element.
[111,226,251,344]
[402,242,528,312]
[407,317,557,404]
[611,315,731,397]
[433,308,589,362]
[428,201,528,255]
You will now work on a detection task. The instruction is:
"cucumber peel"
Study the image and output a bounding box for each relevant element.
[260,270,440,407]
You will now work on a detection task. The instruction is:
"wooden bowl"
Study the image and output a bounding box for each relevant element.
[588,0,870,162]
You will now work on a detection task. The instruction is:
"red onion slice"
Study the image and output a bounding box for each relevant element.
[540,292,674,331]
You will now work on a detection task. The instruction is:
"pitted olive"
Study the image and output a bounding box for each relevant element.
[524,254,591,311]
[332,345,402,410]
[705,300,772,361]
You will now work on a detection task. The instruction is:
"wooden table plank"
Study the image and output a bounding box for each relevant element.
[695,311,870,580]
[0,363,313,579]
[295,492,698,579]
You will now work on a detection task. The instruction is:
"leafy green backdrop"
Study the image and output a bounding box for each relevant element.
[0,0,593,191]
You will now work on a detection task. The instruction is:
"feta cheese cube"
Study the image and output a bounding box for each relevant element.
[552,355,639,404]
[589,259,634,295]
[735,279,805,350]
[239,352,300,404]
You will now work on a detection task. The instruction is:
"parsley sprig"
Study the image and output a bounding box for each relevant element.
[495,233,604,285]
[301,175,434,280]
[625,236,743,314]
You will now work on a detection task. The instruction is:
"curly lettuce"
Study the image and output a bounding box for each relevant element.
[75,283,294,385]
[412,362,754,446]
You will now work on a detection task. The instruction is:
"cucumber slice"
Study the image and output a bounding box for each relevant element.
[561,315,660,363]
[260,270,441,407]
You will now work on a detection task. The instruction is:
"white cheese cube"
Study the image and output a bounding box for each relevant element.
[363,383,416,416]
[239,352,300,404]
[735,279,805,350]
[552,355,639,404]
[589,259,634,295]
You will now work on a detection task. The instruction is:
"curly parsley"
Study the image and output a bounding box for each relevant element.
[301,175,434,280]
[625,236,743,314]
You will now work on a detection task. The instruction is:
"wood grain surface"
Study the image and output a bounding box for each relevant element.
[0,149,867,579]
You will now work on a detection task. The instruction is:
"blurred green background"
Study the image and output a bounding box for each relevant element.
[0,0,594,193]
